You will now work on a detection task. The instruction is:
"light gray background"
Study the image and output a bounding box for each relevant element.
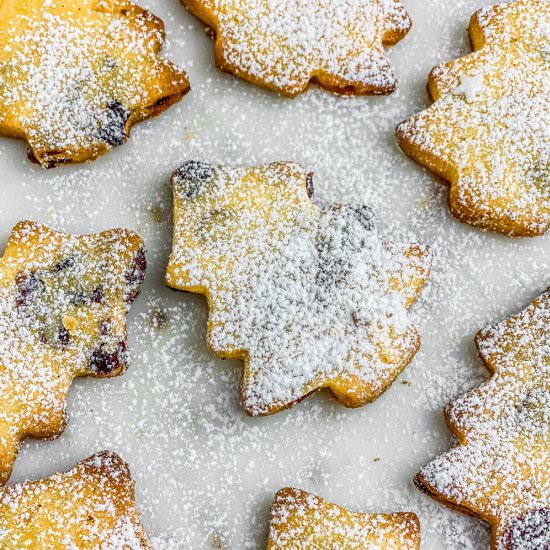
[0,0,548,548]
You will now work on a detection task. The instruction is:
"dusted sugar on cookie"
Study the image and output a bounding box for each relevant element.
[166,161,431,416]
[267,487,420,549]
[0,0,190,167]
[396,0,549,236]
[181,0,411,96]
[0,221,146,484]
[415,289,550,550]
[0,451,151,549]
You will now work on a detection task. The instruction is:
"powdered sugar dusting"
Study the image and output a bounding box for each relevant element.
[267,487,420,549]
[166,162,430,415]
[182,0,411,96]
[0,0,189,166]
[0,451,151,548]
[0,221,145,485]
[397,0,550,236]
[0,0,548,547]
[417,289,549,549]
[453,73,484,103]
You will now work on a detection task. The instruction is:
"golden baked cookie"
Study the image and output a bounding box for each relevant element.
[166,161,431,415]
[267,487,421,549]
[396,0,549,236]
[0,221,146,484]
[0,451,151,548]
[415,289,550,550]
[0,0,190,167]
[180,0,411,97]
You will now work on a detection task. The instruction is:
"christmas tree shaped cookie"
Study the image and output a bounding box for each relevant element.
[0,0,190,167]
[267,488,420,549]
[415,289,550,549]
[180,0,411,96]
[0,221,146,484]
[396,0,549,236]
[166,161,431,415]
[0,451,151,548]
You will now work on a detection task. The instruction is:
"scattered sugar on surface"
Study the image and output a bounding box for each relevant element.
[0,0,548,548]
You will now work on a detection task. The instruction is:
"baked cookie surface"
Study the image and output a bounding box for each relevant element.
[267,487,420,549]
[0,221,145,484]
[415,289,550,549]
[0,0,190,167]
[396,0,549,236]
[0,450,151,549]
[166,161,430,415]
[181,0,410,96]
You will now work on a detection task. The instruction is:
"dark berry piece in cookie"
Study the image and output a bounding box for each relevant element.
[306,172,314,198]
[172,161,215,198]
[125,248,146,305]
[15,271,43,307]
[91,288,103,303]
[89,341,127,375]
[58,327,71,347]
[348,204,376,231]
[505,508,550,550]
[53,255,76,272]
[98,101,130,147]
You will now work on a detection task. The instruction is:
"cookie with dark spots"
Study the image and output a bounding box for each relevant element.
[0,221,145,484]
[415,289,550,550]
[166,161,431,415]
[0,451,151,548]
[0,0,190,167]
[180,0,411,97]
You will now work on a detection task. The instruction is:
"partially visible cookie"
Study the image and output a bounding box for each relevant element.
[267,487,421,549]
[181,0,411,97]
[415,289,550,549]
[0,0,190,167]
[396,0,549,236]
[166,161,431,415]
[0,221,146,484]
[0,451,151,548]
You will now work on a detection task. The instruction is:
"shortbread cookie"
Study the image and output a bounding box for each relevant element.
[0,451,151,548]
[396,0,549,236]
[0,221,145,484]
[0,0,190,167]
[415,289,550,549]
[181,0,411,97]
[166,161,431,415]
[267,488,420,549]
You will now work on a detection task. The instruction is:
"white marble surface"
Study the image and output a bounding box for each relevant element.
[0,0,548,548]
